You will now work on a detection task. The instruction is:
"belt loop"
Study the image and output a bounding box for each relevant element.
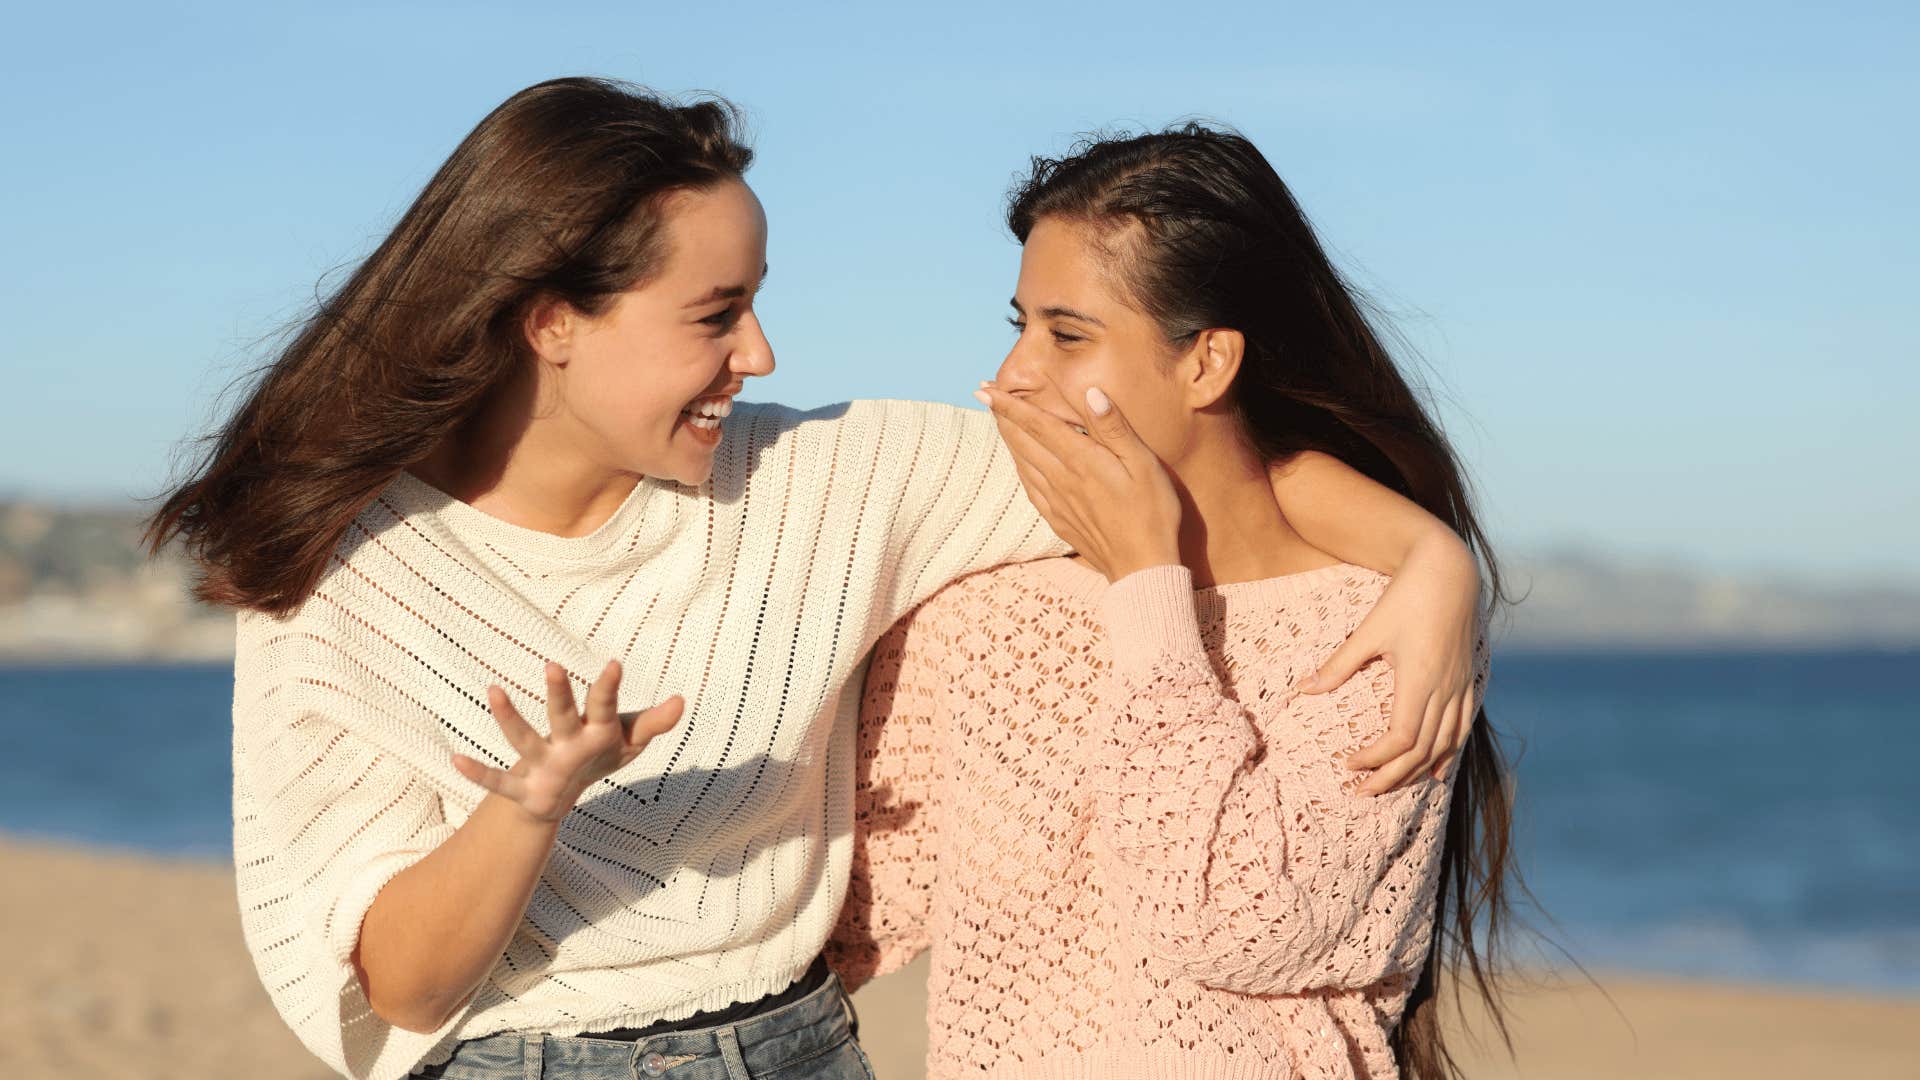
[839,980,860,1040]
[523,1032,544,1080]
[715,1026,750,1080]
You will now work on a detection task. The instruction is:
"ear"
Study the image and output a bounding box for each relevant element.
[1180,328,1244,410]
[522,294,580,367]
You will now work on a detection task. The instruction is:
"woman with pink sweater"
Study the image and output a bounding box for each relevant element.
[830,127,1515,1080]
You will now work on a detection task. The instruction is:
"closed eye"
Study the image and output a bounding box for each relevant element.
[1007,315,1082,345]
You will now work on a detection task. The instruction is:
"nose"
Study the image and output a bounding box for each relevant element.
[733,310,775,378]
[995,330,1042,394]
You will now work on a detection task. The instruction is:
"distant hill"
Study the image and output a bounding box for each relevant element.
[1,500,1915,662]
[0,502,233,663]
[1497,550,1920,651]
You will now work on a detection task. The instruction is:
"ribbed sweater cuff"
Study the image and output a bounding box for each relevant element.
[1100,564,1208,677]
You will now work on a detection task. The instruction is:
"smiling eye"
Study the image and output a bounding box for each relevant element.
[700,307,738,330]
[1050,329,1083,344]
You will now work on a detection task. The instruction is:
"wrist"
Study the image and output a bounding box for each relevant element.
[1103,547,1182,583]
[1100,565,1208,673]
[486,790,571,831]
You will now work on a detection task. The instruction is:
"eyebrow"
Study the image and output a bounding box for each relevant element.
[1008,297,1105,328]
[684,264,770,308]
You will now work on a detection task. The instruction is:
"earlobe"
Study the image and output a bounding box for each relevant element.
[1187,328,1245,409]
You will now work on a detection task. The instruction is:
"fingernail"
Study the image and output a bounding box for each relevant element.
[979,379,991,389]
[972,390,992,406]
[1085,386,1111,416]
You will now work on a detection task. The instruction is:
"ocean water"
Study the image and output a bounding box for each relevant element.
[1,652,1914,993]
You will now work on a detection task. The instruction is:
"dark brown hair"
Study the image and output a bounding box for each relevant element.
[146,77,752,614]
[1010,124,1519,1078]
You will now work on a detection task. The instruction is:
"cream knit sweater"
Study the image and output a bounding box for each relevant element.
[230,400,1066,1080]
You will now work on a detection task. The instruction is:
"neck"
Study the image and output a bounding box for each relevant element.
[1167,427,1336,589]
[408,372,640,538]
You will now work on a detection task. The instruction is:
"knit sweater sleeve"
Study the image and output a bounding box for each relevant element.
[231,612,468,1079]
[828,400,1069,643]
[1090,564,1481,996]
[825,596,954,992]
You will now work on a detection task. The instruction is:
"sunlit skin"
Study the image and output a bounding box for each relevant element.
[978,216,1477,793]
[989,216,1340,588]
[411,178,774,537]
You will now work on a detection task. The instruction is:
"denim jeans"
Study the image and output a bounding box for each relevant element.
[415,972,874,1080]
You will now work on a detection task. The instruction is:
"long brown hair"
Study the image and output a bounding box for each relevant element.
[1010,124,1519,1078]
[145,77,752,614]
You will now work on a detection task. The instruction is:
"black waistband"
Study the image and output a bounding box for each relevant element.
[578,956,833,1042]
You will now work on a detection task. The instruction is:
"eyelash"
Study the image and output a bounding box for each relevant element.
[701,307,739,331]
[1006,316,1083,344]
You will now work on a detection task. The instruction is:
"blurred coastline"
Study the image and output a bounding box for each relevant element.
[7,496,1919,663]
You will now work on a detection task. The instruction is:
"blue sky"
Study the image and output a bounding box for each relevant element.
[1,2,1914,582]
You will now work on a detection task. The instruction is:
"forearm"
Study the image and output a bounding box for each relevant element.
[1267,451,1467,574]
[353,793,559,1033]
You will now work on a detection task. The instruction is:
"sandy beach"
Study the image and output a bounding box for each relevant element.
[3,834,1913,1080]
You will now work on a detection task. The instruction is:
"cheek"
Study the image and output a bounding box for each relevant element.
[1114,369,1191,456]
[572,359,682,432]
[557,346,710,465]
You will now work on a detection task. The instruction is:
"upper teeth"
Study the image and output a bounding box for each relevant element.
[686,398,733,419]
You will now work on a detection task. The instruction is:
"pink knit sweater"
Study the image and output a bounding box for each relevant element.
[827,556,1489,1080]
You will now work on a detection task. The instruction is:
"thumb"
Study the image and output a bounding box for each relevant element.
[1083,386,1142,451]
[1297,632,1378,696]
[624,695,686,748]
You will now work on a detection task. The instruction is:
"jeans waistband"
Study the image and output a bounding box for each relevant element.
[426,970,858,1080]
[584,956,832,1041]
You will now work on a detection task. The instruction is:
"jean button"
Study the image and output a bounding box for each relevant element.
[640,1050,669,1076]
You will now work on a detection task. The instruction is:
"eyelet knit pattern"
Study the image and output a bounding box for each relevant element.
[829,558,1491,1080]
[229,400,1067,1080]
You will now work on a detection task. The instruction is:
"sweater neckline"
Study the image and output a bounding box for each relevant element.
[1031,553,1379,607]
[381,468,665,563]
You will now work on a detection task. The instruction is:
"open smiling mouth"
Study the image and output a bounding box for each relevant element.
[680,395,732,433]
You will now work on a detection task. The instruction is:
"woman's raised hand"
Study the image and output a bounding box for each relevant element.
[1295,533,1482,793]
[452,660,684,824]
[975,382,1182,582]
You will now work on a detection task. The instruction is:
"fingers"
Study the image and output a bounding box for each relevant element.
[451,752,527,802]
[1346,687,1423,772]
[1423,695,1464,782]
[995,415,1065,519]
[486,685,545,760]
[1359,694,1445,795]
[545,662,580,738]
[583,660,622,726]
[1431,685,1478,779]
[1007,452,1061,523]
[1304,631,1376,700]
[1081,386,1151,468]
[624,695,686,750]
[978,384,1102,468]
[989,404,1071,484]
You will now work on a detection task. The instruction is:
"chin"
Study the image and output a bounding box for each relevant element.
[656,453,717,487]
